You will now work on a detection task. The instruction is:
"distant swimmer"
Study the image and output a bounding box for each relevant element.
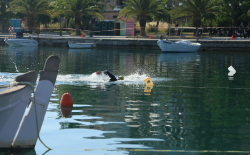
[96,70,124,82]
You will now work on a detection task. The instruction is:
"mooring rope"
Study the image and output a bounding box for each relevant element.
[10,82,52,150]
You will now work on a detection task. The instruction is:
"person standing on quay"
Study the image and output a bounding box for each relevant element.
[239,22,245,38]
[175,21,178,36]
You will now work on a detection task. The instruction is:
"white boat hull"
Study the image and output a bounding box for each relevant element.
[0,56,60,150]
[0,72,37,148]
[0,86,34,148]
[157,40,201,53]
[12,56,60,149]
[68,42,96,49]
[5,39,38,47]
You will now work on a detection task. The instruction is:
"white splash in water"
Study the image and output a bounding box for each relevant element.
[0,73,21,85]
[9,58,19,73]
[56,72,170,86]
[0,72,172,86]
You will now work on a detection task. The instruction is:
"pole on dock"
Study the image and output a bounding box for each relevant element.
[196,27,198,42]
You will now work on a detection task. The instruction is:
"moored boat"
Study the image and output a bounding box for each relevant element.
[157,27,202,53]
[157,40,201,53]
[68,41,96,49]
[4,31,38,47]
[0,55,60,150]
[5,39,38,47]
[0,71,37,149]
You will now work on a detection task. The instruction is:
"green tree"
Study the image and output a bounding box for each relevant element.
[118,0,165,36]
[7,0,52,33]
[214,0,249,27]
[0,1,1,16]
[169,0,219,29]
[237,0,250,26]
[55,0,103,35]
[38,14,51,32]
[152,0,169,34]
[0,1,15,33]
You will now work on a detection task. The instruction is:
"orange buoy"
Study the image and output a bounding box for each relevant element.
[149,35,151,39]
[60,91,73,106]
[231,35,233,40]
[81,34,83,38]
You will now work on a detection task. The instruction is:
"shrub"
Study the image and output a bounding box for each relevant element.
[146,24,158,33]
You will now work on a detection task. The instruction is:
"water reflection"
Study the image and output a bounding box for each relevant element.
[5,46,38,53]
[68,48,95,53]
[0,149,37,155]
[60,106,73,118]
[159,52,198,63]
[0,46,39,73]
[1,46,250,154]
[158,52,200,79]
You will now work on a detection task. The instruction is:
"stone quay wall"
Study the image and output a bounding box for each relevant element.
[0,37,250,51]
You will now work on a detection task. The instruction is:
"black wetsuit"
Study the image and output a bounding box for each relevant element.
[104,70,117,82]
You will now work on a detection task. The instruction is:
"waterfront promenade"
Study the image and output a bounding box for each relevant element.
[0,33,250,51]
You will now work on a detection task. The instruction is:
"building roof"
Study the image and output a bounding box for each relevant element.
[114,17,134,23]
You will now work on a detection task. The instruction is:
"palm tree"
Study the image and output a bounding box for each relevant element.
[8,0,52,33]
[169,0,219,28]
[0,1,2,16]
[118,0,165,36]
[55,0,103,35]
[152,2,168,34]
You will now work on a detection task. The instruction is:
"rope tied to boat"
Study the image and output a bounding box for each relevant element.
[9,81,52,150]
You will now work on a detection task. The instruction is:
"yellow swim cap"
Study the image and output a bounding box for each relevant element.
[118,76,124,80]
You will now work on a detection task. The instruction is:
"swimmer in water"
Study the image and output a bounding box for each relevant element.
[96,70,124,82]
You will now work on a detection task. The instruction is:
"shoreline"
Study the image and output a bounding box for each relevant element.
[1,34,250,51]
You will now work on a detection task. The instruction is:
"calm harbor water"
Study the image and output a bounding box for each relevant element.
[0,45,250,155]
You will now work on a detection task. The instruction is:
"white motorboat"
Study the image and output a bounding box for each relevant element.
[0,55,60,150]
[4,31,38,47]
[68,40,101,49]
[157,40,201,53]
[5,39,38,47]
[68,41,96,49]
[157,27,202,52]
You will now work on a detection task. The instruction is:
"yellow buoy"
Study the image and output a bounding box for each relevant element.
[144,77,154,93]
[144,77,153,86]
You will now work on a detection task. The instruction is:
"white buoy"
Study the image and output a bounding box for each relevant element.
[228,66,236,76]
[228,66,236,72]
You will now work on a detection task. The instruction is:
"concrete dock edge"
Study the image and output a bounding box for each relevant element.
[1,36,250,51]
